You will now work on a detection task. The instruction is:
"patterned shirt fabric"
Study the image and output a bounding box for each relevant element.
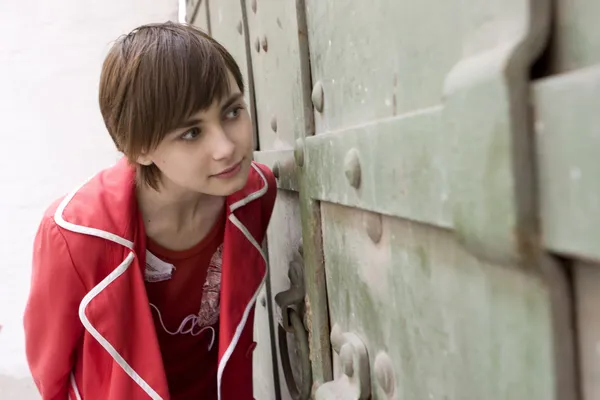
[145,211,225,400]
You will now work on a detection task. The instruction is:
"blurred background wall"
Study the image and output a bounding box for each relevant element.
[0,0,180,396]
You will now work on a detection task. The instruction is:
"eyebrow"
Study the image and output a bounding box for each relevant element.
[221,92,244,111]
[177,92,245,130]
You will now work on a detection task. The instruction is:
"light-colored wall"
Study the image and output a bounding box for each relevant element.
[0,0,178,396]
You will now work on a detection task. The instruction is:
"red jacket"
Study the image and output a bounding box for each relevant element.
[23,158,277,400]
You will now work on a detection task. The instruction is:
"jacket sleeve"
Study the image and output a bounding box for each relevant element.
[23,215,86,400]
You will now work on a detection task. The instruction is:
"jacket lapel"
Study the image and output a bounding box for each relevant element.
[54,159,170,399]
[217,163,270,399]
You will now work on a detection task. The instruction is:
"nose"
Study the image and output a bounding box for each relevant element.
[211,126,236,161]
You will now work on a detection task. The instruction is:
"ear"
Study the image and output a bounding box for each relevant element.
[136,152,153,166]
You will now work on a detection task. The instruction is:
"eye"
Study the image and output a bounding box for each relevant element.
[180,127,201,141]
[225,105,244,120]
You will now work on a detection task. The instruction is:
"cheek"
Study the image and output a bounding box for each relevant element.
[152,149,193,177]
[234,119,254,150]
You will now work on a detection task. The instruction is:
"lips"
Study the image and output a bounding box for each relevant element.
[212,160,242,177]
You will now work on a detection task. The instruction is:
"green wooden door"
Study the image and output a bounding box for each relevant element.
[186,0,600,398]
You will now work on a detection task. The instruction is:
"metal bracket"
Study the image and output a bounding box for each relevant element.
[274,246,305,332]
[274,245,312,400]
[315,324,371,400]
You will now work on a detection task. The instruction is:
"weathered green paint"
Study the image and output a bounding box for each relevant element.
[304,0,550,266]
[304,0,459,132]
[534,1,600,398]
[574,263,600,400]
[321,204,554,399]
[254,150,299,192]
[533,65,600,261]
[301,0,561,398]
[294,1,336,385]
[543,0,600,74]
[190,0,587,398]
[297,195,333,390]
[187,0,210,33]
[442,0,550,266]
[247,0,333,393]
[244,0,311,150]
[302,109,452,228]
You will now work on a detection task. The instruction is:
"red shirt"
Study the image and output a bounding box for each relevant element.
[144,211,225,400]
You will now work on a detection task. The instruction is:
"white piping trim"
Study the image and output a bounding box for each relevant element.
[78,252,164,400]
[229,163,269,212]
[54,174,134,249]
[53,174,159,398]
[228,215,268,262]
[217,214,268,400]
[70,372,82,400]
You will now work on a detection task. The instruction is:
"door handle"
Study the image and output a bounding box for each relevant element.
[314,324,371,400]
[274,246,312,400]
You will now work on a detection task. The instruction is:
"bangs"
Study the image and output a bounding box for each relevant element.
[144,26,234,148]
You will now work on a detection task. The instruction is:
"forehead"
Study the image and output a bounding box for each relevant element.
[201,72,243,109]
[174,74,244,126]
[221,71,241,97]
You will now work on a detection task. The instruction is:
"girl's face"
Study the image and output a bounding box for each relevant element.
[138,72,254,198]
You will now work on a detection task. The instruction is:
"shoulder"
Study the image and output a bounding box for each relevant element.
[32,209,84,286]
[33,177,132,278]
[34,200,90,267]
[33,205,121,291]
[34,196,74,257]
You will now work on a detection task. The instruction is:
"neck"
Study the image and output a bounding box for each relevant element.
[136,181,225,236]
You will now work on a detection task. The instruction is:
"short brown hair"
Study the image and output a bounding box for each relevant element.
[99,21,245,189]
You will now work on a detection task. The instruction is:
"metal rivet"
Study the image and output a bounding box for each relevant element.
[311,81,324,112]
[294,138,305,167]
[251,0,257,13]
[260,295,266,307]
[364,212,382,244]
[340,344,354,377]
[270,116,278,132]
[254,37,260,52]
[236,21,243,35]
[261,35,268,52]
[374,352,396,397]
[272,162,280,179]
[344,148,361,189]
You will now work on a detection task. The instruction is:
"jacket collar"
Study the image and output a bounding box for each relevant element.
[54,157,268,251]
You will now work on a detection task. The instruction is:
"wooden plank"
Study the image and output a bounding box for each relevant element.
[575,262,600,400]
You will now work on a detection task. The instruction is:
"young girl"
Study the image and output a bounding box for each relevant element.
[23,21,276,400]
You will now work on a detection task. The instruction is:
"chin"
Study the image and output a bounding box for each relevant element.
[227,175,249,194]
[212,168,251,196]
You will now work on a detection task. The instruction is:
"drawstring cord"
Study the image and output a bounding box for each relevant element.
[149,303,216,351]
